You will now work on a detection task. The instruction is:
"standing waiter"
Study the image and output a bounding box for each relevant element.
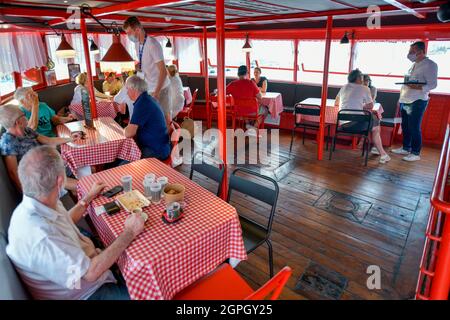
[392,41,438,162]
[123,16,170,121]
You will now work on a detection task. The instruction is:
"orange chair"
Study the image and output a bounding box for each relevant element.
[163,121,182,167]
[173,264,292,300]
[209,94,236,129]
[177,88,198,120]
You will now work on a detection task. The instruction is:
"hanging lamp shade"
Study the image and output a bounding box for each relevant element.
[340,32,350,44]
[242,35,252,53]
[166,37,172,48]
[100,34,135,74]
[90,39,100,55]
[56,34,76,59]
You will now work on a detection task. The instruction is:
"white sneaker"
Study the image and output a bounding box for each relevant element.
[370,147,380,155]
[403,154,421,162]
[379,154,391,164]
[391,147,410,155]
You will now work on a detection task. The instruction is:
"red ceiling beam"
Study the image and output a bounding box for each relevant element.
[91,0,194,17]
[218,1,444,25]
[382,0,426,19]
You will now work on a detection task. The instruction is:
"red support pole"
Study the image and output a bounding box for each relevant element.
[216,0,228,200]
[246,52,251,75]
[203,26,210,128]
[318,16,333,160]
[80,17,97,119]
[293,39,299,83]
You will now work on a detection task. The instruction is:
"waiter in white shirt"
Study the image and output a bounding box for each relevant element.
[123,17,170,117]
[392,41,438,162]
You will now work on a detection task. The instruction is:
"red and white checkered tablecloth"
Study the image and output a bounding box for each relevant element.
[261,92,284,119]
[77,158,247,300]
[296,98,384,125]
[56,117,141,178]
[69,101,118,120]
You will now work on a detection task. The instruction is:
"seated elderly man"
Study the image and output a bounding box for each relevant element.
[6,146,145,299]
[124,76,171,160]
[0,104,78,192]
[226,65,265,129]
[15,87,76,138]
[335,69,390,164]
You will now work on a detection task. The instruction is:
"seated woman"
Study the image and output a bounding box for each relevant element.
[252,67,268,93]
[334,69,390,164]
[166,65,185,123]
[363,74,377,101]
[71,72,112,105]
[102,72,123,96]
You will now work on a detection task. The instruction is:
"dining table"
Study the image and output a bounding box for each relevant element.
[69,100,119,120]
[261,92,284,120]
[56,117,141,178]
[77,158,247,300]
[296,97,384,124]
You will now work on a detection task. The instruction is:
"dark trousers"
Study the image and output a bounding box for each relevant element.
[400,99,428,155]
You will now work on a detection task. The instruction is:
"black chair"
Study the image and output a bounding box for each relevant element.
[227,168,279,278]
[189,151,225,196]
[329,109,373,166]
[289,103,331,153]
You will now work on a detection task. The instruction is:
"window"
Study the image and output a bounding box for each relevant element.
[0,73,15,96]
[251,40,294,81]
[71,34,97,77]
[297,40,350,86]
[98,34,113,59]
[427,41,450,94]
[175,37,201,74]
[155,36,175,64]
[207,39,246,77]
[353,41,412,90]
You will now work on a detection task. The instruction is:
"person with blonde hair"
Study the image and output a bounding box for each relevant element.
[102,72,123,96]
[71,72,111,105]
[166,64,185,123]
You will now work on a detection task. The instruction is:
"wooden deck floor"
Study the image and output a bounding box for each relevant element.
[176,130,440,300]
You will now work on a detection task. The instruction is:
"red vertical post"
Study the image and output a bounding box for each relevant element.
[80,17,97,119]
[203,26,210,128]
[318,16,333,160]
[13,72,23,88]
[246,52,251,75]
[348,32,355,73]
[216,0,228,200]
[293,39,299,83]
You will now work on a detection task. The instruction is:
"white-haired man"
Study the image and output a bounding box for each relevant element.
[124,76,171,160]
[6,146,145,299]
[0,104,78,192]
[14,87,76,138]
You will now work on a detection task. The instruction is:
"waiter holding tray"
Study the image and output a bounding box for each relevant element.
[392,41,438,162]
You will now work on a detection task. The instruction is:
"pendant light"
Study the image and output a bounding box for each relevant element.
[55,34,76,59]
[100,34,135,74]
[89,38,100,55]
[340,32,350,44]
[242,34,252,53]
[165,37,172,48]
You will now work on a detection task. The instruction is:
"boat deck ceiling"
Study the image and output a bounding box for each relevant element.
[177,130,440,299]
[0,0,445,31]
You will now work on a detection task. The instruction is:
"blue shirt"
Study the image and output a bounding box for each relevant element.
[20,102,56,137]
[130,92,170,159]
[0,128,41,162]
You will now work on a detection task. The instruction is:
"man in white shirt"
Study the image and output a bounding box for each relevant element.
[123,17,170,120]
[392,41,438,162]
[335,69,390,164]
[6,146,145,300]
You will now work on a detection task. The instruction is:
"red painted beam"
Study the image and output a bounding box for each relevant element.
[92,0,194,17]
[318,16,333,161]
[382,0,426,19]
[202,26,210,129]
[216,0,228,200]
[215,2,444,25]
[80,17,97,119]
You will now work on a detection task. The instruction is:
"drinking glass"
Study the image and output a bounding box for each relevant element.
[150,182,162,204]
[157,176,169,197]
[143,179,153,198]
[145,173,156,183]
[121,175,132,193]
